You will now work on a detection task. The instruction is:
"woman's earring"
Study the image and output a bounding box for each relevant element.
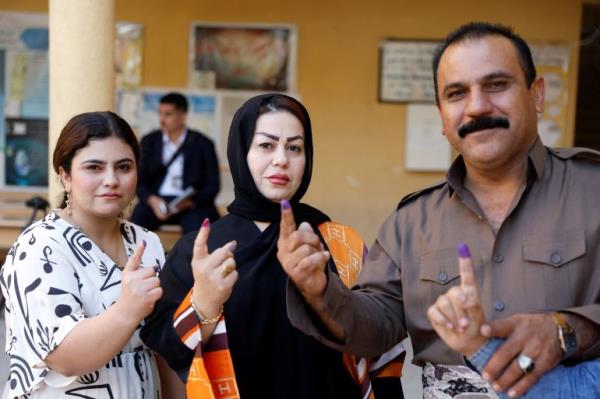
[66,192,73,217]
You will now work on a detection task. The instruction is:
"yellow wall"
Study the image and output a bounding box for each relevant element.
[1,0,583,242]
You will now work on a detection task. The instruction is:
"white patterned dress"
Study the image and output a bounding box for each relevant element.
[0,211,165,398]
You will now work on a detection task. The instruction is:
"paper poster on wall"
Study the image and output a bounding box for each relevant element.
[531,44,570,147]
[188,22,297,92]
[4,117,48,186]
[116,22,144,89]
[379,40,438,103]
[0,11,48,189]
[404,104,451,171]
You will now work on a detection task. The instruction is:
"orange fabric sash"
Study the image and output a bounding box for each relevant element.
[172,222,404,398]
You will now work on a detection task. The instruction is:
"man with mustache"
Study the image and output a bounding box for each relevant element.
[278,22,600,398]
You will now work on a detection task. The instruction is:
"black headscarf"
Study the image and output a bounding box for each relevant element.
[226,93,328,225]
[217,94,357,397]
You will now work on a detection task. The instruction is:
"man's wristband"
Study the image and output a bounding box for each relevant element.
[550,312,577,359]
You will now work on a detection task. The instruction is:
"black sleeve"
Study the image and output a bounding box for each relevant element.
[140,232,196,381]
[137,134,160,204]
[372,377,404,399]
[193,139,220,206]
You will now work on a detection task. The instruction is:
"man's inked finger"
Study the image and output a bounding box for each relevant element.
[457,243,476,289]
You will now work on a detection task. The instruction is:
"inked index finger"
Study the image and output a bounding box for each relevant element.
[279,200,297,239]
[457,243,476,289]
[193,218,211,260]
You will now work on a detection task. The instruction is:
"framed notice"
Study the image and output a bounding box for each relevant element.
[379,40,439,103]
[189,22,297,92]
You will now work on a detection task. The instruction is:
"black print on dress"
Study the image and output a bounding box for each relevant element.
[78,370,100,384]
[121,223,135,244]
[8,354,35,393]
[28,234,36,245]
[41,246,56,273]
[98,261,109,277]
[105,353,124,369]
[134,349,150,399]
[63,228,94,267]
[47,286,83,316]
[99,264,122,292]
[65,384,115,398]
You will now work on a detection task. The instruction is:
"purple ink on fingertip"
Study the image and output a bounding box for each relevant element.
[281,200,291,210]
[142,239,147,247]
[457,242,471,258]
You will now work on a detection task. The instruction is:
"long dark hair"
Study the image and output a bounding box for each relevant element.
[53,111,140,207]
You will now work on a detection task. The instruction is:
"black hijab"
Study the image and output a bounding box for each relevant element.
[226,93,328,225]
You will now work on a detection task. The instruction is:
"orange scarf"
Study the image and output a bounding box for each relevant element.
[172,222,405,398]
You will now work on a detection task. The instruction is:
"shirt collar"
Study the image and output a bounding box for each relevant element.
[162,129,188,146]
[447,135,547,194]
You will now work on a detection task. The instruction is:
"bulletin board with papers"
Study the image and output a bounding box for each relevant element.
[379,38,572,171]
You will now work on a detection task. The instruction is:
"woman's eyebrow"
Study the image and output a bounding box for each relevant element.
[255,132,303,142]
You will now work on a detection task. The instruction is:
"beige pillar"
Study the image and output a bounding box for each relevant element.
[48,0,115,206]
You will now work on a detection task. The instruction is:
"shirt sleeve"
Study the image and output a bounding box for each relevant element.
[286,234,407,357]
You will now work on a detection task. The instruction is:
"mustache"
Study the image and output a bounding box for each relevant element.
[458,117,510,138]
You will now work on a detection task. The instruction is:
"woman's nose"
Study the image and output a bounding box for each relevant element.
[272,145,289,166]
[103,170,118,187]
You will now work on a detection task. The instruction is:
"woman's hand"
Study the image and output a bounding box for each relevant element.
[427,243,487,356]
[117,241,163,323]
[190,219,238,319]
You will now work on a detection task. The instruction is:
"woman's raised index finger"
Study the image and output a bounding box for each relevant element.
[124,240,146,271]
[193,218,211,259]
[279,200,297,239]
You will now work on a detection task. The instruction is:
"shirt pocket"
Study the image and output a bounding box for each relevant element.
[418,248,460,307]
[522,229,586,309]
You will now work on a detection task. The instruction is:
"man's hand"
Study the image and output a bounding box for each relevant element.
[190,219,238,319]
[277,200,329,301]
[480,313,562,398]
[147,195,169,221]
[427,243,487,356]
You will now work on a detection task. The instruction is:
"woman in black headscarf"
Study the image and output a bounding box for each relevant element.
[141,94,403,398]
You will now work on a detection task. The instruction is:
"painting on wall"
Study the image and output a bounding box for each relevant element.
[189,23,297,92]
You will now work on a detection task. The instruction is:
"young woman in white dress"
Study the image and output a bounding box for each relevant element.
[1,112,166,398]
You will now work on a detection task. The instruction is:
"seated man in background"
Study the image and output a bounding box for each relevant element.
[131,92,220,233]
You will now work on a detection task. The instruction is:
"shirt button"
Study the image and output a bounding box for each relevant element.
[494,300,505,311]
[437,271,448,283]
[493,254,504,263]
[550,253,562,265]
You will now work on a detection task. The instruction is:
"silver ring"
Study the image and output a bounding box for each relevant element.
[517,353,535,374]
